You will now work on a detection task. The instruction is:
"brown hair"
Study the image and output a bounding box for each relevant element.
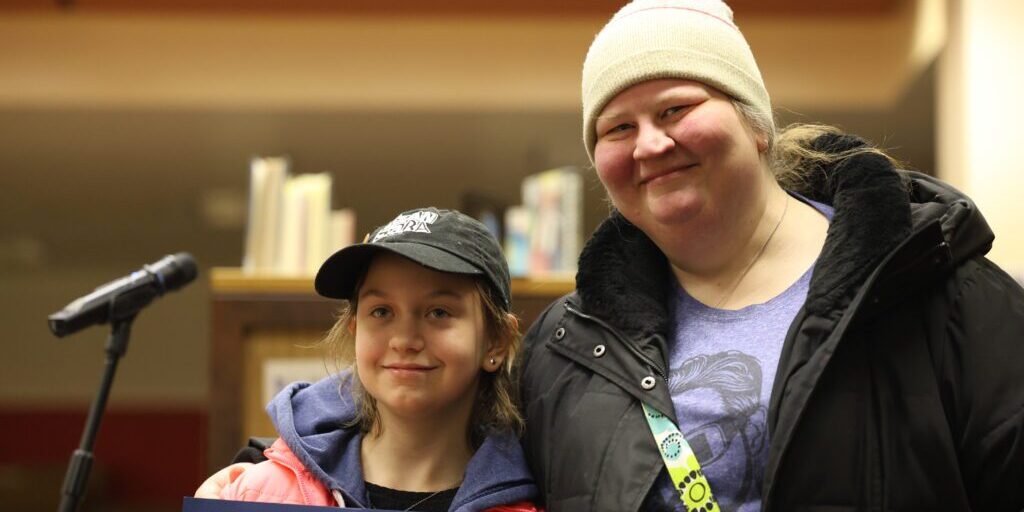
[320,275,524,447]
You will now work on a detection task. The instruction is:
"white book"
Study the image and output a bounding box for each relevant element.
[278,173,332,276]
[278,177,307,275]
[302,173,333,275]
[242,156,289,274]
[328,208,357,260]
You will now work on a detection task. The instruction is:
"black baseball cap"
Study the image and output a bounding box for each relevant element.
[314,207,512,311]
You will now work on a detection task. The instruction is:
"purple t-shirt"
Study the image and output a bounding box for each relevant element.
[651,195,833,512]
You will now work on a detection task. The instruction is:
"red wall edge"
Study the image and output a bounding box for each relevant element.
[0,406,206,508]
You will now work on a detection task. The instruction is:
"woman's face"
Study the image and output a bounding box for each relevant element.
[593,79,768,237]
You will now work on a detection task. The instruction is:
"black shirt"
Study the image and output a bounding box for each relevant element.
[364,481,459,511]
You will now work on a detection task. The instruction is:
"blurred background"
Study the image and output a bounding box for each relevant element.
[1,0,1022,511]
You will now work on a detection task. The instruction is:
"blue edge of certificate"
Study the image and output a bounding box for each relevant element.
[184,497,402,512]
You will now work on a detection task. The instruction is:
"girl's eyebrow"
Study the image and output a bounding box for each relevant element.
[357,288,464,300]
[429,290,462,299]
[358,288,388,300]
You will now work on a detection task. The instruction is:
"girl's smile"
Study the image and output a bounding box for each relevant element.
[382,364,437,381]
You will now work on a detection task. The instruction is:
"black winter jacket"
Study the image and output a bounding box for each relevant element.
[519,135,1024,511]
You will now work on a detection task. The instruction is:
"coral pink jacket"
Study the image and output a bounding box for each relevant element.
[220,438,337,506]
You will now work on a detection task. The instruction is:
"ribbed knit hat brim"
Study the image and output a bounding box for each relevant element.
[581,0,771,163]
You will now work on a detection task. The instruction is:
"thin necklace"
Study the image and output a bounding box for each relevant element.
[401,489,445,511]
[366,485,448,511]
[714,195,790,309]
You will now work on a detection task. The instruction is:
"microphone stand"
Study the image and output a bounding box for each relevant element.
[57,315,136,512]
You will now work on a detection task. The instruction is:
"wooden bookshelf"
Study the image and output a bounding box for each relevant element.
[207,267,573,471]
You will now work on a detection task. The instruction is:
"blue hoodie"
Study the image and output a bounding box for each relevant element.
[267,373,539,511]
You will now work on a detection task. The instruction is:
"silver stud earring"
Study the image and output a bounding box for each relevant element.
[489,358,496,365]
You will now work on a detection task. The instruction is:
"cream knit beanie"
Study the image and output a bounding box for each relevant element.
[581,0,771,163]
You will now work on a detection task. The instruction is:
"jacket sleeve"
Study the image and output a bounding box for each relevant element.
[218,458,303,503]
[942,257,1024,510]
[218,438,333,505]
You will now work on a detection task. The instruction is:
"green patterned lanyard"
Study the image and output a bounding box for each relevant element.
[642,402,719,511]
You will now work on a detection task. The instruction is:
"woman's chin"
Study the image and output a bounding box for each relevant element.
[639,197,703,229]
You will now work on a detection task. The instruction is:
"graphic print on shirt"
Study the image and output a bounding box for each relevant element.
[663,350,768,512]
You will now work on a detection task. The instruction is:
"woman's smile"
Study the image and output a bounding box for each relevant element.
[639,163,699,188]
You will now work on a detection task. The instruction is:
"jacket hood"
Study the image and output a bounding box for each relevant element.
[576,132,994,338]
[904,171,993,265]
[267,373,539,511]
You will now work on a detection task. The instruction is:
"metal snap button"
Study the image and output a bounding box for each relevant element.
[640,376,656,390]
[592,344,606,357]
[554,327,566,340]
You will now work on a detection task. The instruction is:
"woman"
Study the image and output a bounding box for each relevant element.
[518,0,1024,511]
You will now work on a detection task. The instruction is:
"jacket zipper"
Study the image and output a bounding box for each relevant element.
[266,448,316,505]
[331,489,346,508]
[564,302,668,381]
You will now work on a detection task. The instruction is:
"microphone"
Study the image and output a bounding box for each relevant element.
[48,253,198,337]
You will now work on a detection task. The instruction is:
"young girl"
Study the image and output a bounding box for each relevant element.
[216,207,540,511]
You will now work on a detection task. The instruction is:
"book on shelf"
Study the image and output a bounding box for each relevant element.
[242,156,355,276]
[329,208,357,257]
[461,192,507,242]
[504,206,531,278]
[279,173,332,275]
[507,167,582,278]
[243,156,288,274]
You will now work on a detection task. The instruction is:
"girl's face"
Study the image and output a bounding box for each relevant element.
[593,79,768,239]
[352,252,496,422]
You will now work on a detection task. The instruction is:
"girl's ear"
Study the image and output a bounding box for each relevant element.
[482,314,518,373]
[347,318,357,335]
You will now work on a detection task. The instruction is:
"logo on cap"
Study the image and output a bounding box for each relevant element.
[372,210,439,242]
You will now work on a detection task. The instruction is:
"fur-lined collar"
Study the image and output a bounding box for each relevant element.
[575,133,921,339]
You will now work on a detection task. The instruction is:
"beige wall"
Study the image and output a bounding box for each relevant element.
[0,14,599,111]
[938,0,1024,275]
[1,6,931,112]
[0,269,208,405]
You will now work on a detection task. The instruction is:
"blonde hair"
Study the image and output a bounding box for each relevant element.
[730,100,903,190]
[320,277,524,447]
